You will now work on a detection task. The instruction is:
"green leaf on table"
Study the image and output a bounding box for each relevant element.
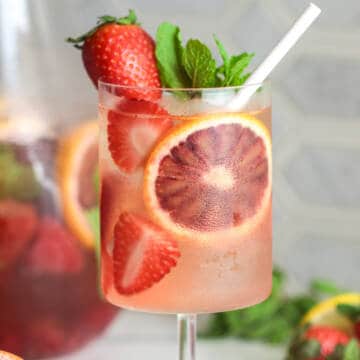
[337,304,360,322]
[343,339,360,360]
[182,39,217,88]
[0,144,40,201]
[155,22,191,91]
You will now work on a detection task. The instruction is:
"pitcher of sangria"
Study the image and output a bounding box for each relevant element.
[0,1,117,358]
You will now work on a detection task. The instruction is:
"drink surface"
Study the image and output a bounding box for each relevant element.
[0,113,117,359]
[99,92,272,314]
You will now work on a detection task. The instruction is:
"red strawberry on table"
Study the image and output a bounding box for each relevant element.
[0,200,39,269]
[305,325,351,358]
[108,99,172,173]
[26,217,84,275]
[113,212,180,295]
[67,10,161,101]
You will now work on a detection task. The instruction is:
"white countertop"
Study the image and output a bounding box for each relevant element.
[60,311,285,360]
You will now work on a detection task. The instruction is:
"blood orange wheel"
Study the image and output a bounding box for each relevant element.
[57,121,99,248]
[144,113,272,240]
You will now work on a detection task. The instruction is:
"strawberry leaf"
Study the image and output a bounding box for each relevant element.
[67,9,138,48]
[155,22,191,92]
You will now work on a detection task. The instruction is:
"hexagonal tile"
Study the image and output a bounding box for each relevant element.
[284,0,360,30]
[282,56,360,118]
[129,0,229,16]
[284,145,360,208]
[280,233,360,290]
[230,1,283,65]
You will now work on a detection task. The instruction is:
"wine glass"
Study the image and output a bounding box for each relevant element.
[98,80,272,359]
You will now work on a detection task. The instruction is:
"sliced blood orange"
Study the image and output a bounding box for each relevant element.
[57,121,98,248]
[144,113,272,240]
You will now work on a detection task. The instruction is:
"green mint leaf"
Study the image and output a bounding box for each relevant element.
[225,53,254,86]
[182,39,217,88]
[343,339,360,360]
[155,22,191,91]
[337,304,360,322]
[213,35,229,79]
[0,145,40,201]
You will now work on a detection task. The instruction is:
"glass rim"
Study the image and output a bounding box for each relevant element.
[98,78,269,92]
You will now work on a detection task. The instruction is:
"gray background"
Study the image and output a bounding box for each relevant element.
[1,0,359,359]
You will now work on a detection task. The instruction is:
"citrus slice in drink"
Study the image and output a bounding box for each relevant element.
[302,293,360,334]
[57,121,99,248]
[0,350,23,360]
[144,113,272,240]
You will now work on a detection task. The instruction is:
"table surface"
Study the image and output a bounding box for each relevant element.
[58,311,285,360]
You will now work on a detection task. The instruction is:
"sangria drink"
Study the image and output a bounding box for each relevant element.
[99,84,272,313]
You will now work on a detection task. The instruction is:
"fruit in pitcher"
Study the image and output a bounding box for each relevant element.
[0,200,39,269]
[0,350,23,360]
[57,121,99,248]
[108,99,172,173]
[305,326,351,358]
[144,113,272,239]
[112,212,180,295]
[26,217,84,275]
[67,10,161,101]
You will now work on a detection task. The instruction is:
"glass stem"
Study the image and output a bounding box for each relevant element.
[177,314,197,360]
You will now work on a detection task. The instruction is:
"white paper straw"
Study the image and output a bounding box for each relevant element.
[227,3,321,111]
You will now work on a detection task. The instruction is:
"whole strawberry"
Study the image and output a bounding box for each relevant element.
[67,10,161,101]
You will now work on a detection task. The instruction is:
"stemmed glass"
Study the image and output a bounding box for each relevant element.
[98,81,272,359]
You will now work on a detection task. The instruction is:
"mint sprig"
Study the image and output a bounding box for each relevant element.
[182,39,217,88]
[214,35,254,86]
[155,23,254,93]
[155,22,190,91]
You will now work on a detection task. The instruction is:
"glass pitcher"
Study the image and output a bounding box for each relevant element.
[0,1,118,358]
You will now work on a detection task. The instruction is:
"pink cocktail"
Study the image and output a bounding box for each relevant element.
[99,83,272,314]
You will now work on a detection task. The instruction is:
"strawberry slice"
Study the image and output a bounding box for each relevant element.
[305,325,351,357]
[0,200,39,269]
[113,212,180,295]
[26,217,84,275]
[108,99,172,173]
